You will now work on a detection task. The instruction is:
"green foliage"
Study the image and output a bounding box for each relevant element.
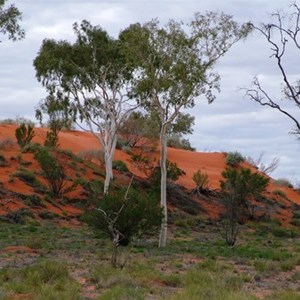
[84,188,162,246]
[112,160,129,172]
[35,147,66,197]
[15,123,35,148]
[273,189,287,198]
[44,129,59,148]
[225,151,245,167]
[24,194,45,207]
[0,1,24,42]
[35,94,74,133]
[78,149,104,165]
[118,111,159,148]
[0,260,80,299]
[167,134,195,151]
[150,160,186,185]
[192,169,209,190]
[220,167,269,246]
[13,168,44,191]
[4,208,34,224]
[274,178,294,189]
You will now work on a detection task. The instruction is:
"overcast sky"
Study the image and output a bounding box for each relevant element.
[1,0,299,183]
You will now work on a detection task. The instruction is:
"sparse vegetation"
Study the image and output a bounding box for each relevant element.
[35,147,67,197]
[15,123,35,148]
[225,151,245,167]
[274,178,294,189]
[192,169,210,193]
[112,160,129,172]
[220,167,269,246]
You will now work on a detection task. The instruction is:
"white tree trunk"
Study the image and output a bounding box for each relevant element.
[158,125,168,248]
[102,126,117,194]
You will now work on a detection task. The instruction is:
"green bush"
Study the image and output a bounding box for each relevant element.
[13,168,44,191]
[220,167,269,245]
[192,169,210,190]
[35,147,66,197]
[167,135,196,151]
[25,194,45,207]
[273,189,287,198]
[274,178,294,189]
[15,123,35,148]
[150,160,186,185]
[44,129,59,148]
[5,208,34,224]
[78,149,104,164]
[84,188,162,246]
[225,151,245,167]
[112,160,129,172]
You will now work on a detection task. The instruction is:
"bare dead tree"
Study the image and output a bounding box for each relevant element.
[245,2,300,135]
[246,151,280,175]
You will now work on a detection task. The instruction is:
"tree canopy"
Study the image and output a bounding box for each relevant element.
[0,0,24,42]
[120,13,251,247]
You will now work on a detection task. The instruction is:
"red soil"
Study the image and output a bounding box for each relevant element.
[0,124,299,224]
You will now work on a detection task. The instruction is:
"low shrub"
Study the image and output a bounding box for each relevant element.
[274,178,294,189]
[24,194,45,207]
[0,138,15,150]
[112,160,129,172]
[78,149,104,164]
[13,168,44,190]
[225,151,245,167]
[84,188,162,247]
[5,208,34,224]
[192,169,210,191]
[273,189,287,198]
[35,147,67,197]
[15,123,35,148]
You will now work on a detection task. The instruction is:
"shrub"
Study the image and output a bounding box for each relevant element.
[25,194,45,207]
[44,129,59,148]
[21,143,41,153]
[112,160,129,172]
[5,208,34,224]
[35,147,66,197]
[220,167,269,246]
[0,138,15,150]
[150,160,186,185]
[0,154,8,167]
[273,189,287,198]
[130,152,156,177]
[84,187,162,266]
[225,151,245,167]
[13,168,44,190]
[192,169,210,191]
[78,149,104,165]
[15,123,35,148]
[0,116,35,126]
[274,178,294,189]
[85,191,162,242]
[167,134,196,151]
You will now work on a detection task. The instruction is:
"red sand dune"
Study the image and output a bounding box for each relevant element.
[0,124,299,224]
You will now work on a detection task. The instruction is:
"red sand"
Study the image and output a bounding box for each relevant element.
[0,124,299,223]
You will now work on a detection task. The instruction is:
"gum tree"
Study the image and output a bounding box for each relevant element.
[0,0,24,42]
[34,20,137,194]
[121,13,251,247]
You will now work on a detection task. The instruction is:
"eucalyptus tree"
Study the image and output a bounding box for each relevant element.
[0,0,24,42]
[120,13,251,247]
[245,3,300,136]
[34,20,137,193]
